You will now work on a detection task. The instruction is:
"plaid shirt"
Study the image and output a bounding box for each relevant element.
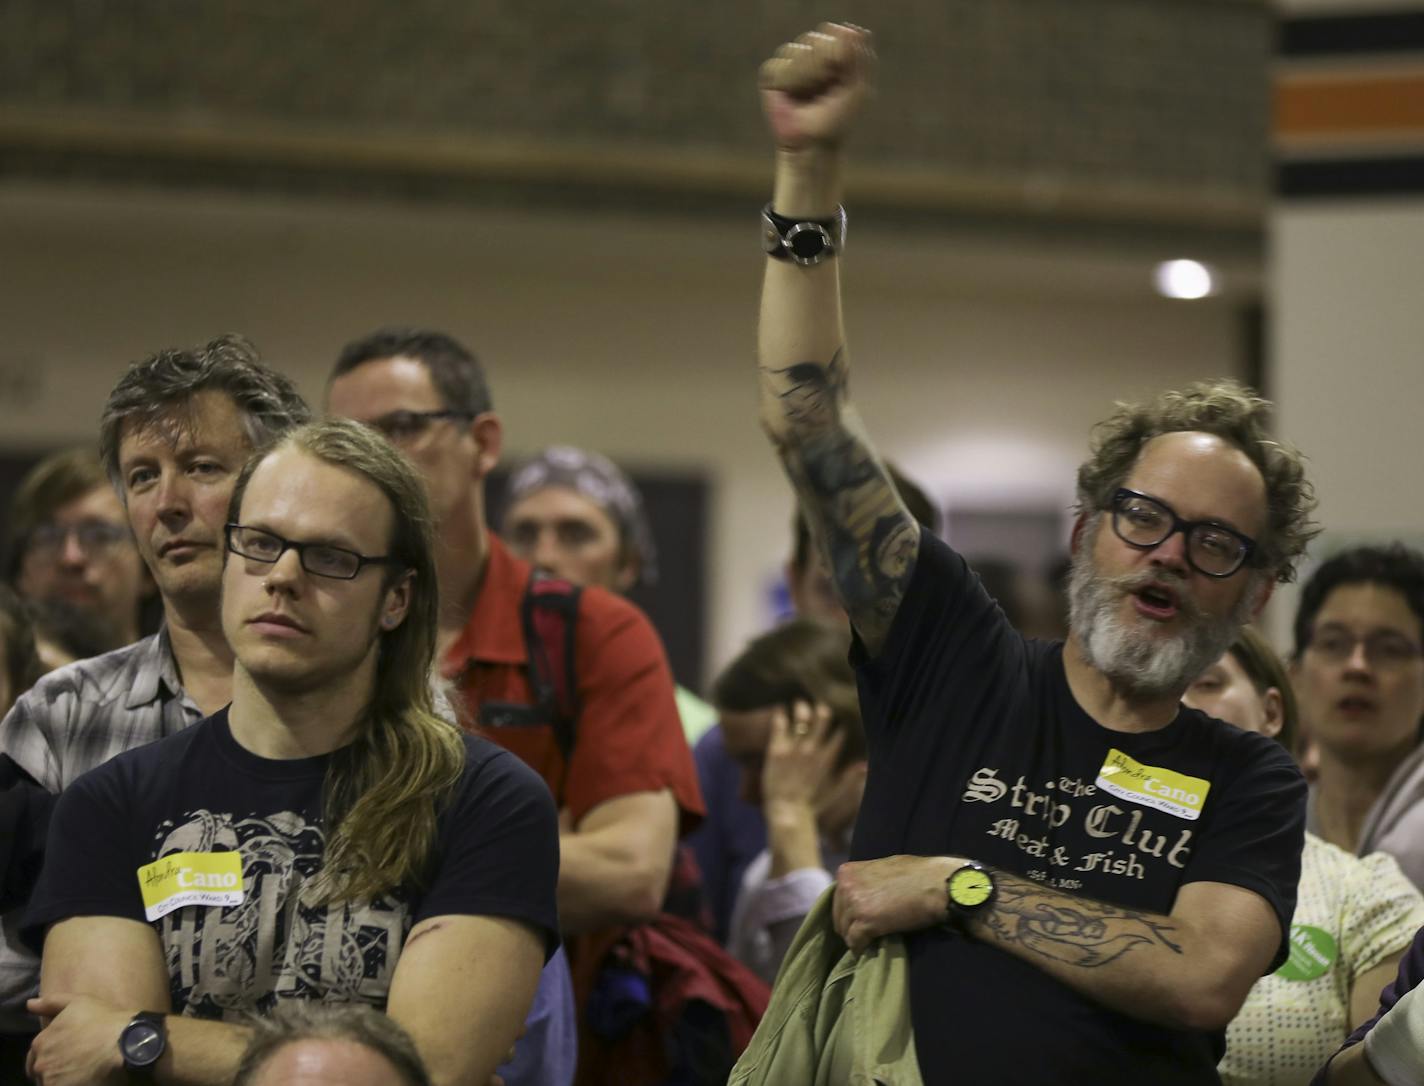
[0,629,203,1026]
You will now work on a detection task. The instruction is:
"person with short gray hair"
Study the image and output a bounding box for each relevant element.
[233,1002,431,1086]
[0,336,311,1078]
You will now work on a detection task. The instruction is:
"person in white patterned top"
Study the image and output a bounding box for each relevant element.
[0,335,309,1079]
[1184,626,1424,1086]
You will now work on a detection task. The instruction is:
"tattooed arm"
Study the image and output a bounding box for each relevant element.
[833,855,1282,1032]
[757,24,918,654]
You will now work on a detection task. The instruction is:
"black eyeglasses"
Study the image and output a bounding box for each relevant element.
[225,524,399,581]
[1109,489,1257,578]
[364,410,473,443]
[27,519,129,556]
[1306,627,1424,669]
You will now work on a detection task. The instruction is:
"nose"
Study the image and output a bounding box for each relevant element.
[1343,639,1374,676]
[1147,527,1191,574]
[531,530,565,577]
[58,529,88,568]
[263,546,305,592]
[155,473,191,526]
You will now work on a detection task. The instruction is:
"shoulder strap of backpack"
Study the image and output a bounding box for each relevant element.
[521,570,583,766]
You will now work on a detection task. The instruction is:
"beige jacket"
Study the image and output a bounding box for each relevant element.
[728,886,923,1086]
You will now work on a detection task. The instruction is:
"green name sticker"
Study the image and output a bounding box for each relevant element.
[1275,924,1337,982]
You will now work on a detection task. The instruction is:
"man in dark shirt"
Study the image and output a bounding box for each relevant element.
[23,419,559,1086]
[754,23,1317,1083]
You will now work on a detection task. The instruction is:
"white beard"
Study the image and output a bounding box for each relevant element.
[1068,525,1255,699]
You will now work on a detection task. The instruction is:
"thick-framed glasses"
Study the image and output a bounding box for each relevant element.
[225,524,399,581]
[364,410,473,443]
[1109,489,1257,578]
[26,519,129,557]
[1306,627,1424,669]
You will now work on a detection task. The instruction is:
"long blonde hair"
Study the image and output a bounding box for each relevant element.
[227,418,465,902]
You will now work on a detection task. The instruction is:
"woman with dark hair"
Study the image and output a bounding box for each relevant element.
[1184,627,1424,1086]
[713,619,867,983]
[1291,545,1424,889]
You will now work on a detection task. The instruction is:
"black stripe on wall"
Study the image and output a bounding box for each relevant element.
[1280,10,1424,57]
[1278,154,1424,197]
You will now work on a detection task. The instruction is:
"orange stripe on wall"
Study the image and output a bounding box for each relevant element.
[1276,74,1424,136]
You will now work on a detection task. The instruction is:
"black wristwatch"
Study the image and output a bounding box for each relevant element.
[119,1010,167,1072]
[761,203,847,266]
[944,862,996,929]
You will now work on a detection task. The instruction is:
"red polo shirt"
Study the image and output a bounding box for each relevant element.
[441,535,702,832]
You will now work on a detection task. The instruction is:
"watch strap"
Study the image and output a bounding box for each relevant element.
[762,203,847,266]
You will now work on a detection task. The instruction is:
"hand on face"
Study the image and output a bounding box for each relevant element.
[761,700,845,818]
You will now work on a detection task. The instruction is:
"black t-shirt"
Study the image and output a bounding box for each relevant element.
[23,709,559,1020]
[851,533,1306,1085]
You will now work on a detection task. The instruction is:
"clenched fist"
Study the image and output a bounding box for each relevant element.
[759,23,876,152]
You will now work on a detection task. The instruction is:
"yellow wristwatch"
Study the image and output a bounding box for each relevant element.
[945,862,996,929]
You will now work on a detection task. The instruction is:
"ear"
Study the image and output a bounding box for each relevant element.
[1068,512,1091,556]
[380,570,415,632]
[1259,686,1285,740]
[470,412,503,481]
[1246,577,1275,622]
[613,557,640,595]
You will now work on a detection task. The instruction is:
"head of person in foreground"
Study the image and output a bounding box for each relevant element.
[1066,380,1317,701]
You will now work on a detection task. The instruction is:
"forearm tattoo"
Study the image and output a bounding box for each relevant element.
[761,350,917,645]
[976,873,1184,969]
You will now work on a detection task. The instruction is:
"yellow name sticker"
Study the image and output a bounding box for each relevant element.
[137,851,245,922]
[1095,749,1211,821]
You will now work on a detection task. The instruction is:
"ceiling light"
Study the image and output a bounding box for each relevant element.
[1153,259,1216,300]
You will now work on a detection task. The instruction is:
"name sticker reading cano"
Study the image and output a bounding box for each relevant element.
[1095,748,1210,821]
[137,851,244,921]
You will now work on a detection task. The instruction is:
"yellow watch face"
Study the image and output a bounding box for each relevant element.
[950,866,993,908]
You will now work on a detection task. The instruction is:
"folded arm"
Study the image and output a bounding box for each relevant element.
[31,916,249,1086]
[557,789,678,932]
[386,913,545,1086]
[834,855,1281,1032]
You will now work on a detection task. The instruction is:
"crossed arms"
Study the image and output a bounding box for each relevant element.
[29,911,543,1086]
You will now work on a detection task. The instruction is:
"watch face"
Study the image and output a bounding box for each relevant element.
[950,866,994,909]
[122,1021,164,1067]
[784,222,832,263]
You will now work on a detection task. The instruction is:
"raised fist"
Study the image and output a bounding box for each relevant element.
[759,23,875,152]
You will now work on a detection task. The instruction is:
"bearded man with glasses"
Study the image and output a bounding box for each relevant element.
[750,23,1320,1083]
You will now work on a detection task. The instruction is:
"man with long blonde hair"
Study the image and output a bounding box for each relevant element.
[22,419,559,1086]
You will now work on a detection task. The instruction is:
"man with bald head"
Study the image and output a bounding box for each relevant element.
[749,22,1318,1083]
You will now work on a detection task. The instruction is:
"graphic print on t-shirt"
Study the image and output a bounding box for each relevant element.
[148,809,411,1019]
[960,763,1199,894]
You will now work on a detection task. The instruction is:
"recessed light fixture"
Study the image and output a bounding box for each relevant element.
[1153,259,1216,300]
